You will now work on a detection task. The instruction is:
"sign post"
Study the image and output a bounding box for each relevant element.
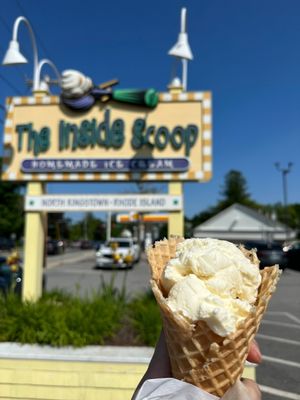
[23,182,45,301]
[168,182,184,237]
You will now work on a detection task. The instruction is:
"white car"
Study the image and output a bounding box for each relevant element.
[132,239,141,263]
[95,238,136,269]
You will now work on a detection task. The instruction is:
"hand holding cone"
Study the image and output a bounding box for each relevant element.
[147,237,281,397]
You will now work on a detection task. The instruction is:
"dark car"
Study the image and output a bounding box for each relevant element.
[283,241,300,270]
[0,256,22,296]
[0,256,47,296]
[0,237,15,251]
[80,240,94,250]
[243,241,288,270]
[47,239,65,255]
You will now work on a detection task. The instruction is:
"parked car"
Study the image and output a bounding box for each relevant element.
[94,240,105,251]
[47,239,65,255]
[242,241,288,270]
[0,254,47,296]
[132,239,141,262]
[0,237,15,251]
[80,240,94,250]
[0,256,22,296]
[95,238,135,269]
[283,241,300,270]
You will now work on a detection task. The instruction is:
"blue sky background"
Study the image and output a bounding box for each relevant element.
[0,0,299,222]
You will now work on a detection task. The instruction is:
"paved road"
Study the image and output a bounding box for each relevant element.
[45,250,151,298]
[255,268,300,400]
[45,253,300,399]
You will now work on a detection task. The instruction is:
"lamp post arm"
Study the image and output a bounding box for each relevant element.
[12,16,39,92]
[181,8,186,33]
[37,59,61,86]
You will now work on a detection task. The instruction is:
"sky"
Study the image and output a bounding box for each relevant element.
[0,0,299,222]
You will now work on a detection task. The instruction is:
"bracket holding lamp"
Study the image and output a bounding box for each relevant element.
[2,16,61,93]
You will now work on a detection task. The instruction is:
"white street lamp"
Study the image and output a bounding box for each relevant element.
[36,58,61,92]
[168,8,193,91]
[2,16,60,93]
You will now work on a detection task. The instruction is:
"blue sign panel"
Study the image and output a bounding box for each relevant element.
[21,158,189,173]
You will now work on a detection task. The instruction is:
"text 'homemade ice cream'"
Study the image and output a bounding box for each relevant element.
[161,238,262,337]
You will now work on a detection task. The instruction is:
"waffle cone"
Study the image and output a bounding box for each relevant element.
[147,237,281,397]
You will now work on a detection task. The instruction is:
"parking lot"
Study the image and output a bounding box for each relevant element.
[254,268,300,400]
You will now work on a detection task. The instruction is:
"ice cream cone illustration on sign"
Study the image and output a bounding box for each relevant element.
[60,69,158,111]
[147,237,281,397]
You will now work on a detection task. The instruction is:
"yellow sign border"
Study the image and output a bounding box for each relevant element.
[2,91,212,182]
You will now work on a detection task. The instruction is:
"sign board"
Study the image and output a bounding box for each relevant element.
[25,194,182,212]
[2,92,212,182]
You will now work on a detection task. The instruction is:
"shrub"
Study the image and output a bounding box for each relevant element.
[128,290,162,346]
[0,278,126,347]
[0,277,163,347]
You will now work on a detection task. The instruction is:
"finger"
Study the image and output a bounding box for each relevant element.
[247,339,262,364]
[242,378,261,399]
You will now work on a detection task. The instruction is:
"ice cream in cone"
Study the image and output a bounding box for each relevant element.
[147,237,281,397]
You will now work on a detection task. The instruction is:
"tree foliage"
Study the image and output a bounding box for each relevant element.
[189,169,300,237]
[190,170,258,228]
[260,203,300,231]
[68,213,105,241]
[0,159,25,238]
[47,213,70,239]
[218,170,257,209]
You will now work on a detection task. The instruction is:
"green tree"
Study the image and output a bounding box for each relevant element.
[191,170,258,228]
[85,212,105,240]
[260,203,300,236]
[190,169,299,237]
[68,221,82,241]
[47,213,70,239]
[68,213,105,241]
[0,183,24,238]
[0,158,25,238]
[218,170,257,209]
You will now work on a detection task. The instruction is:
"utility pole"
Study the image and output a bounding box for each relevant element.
[275,162,293,240]
[106,212,111,241]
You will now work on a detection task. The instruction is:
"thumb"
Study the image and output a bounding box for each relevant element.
[242,379,261,399]
[222,379,261,400]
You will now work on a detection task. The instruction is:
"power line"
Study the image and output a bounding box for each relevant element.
[14,0,53,60]
[0,14,12,33]
[0,72,22,95]
[0,14,30,85]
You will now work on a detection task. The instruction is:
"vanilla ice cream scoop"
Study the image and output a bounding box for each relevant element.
[161,238,261,337]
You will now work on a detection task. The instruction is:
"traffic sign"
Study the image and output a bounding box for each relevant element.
[25,194,183,212]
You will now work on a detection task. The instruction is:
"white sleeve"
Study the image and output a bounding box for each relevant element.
[134,378,219,400]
